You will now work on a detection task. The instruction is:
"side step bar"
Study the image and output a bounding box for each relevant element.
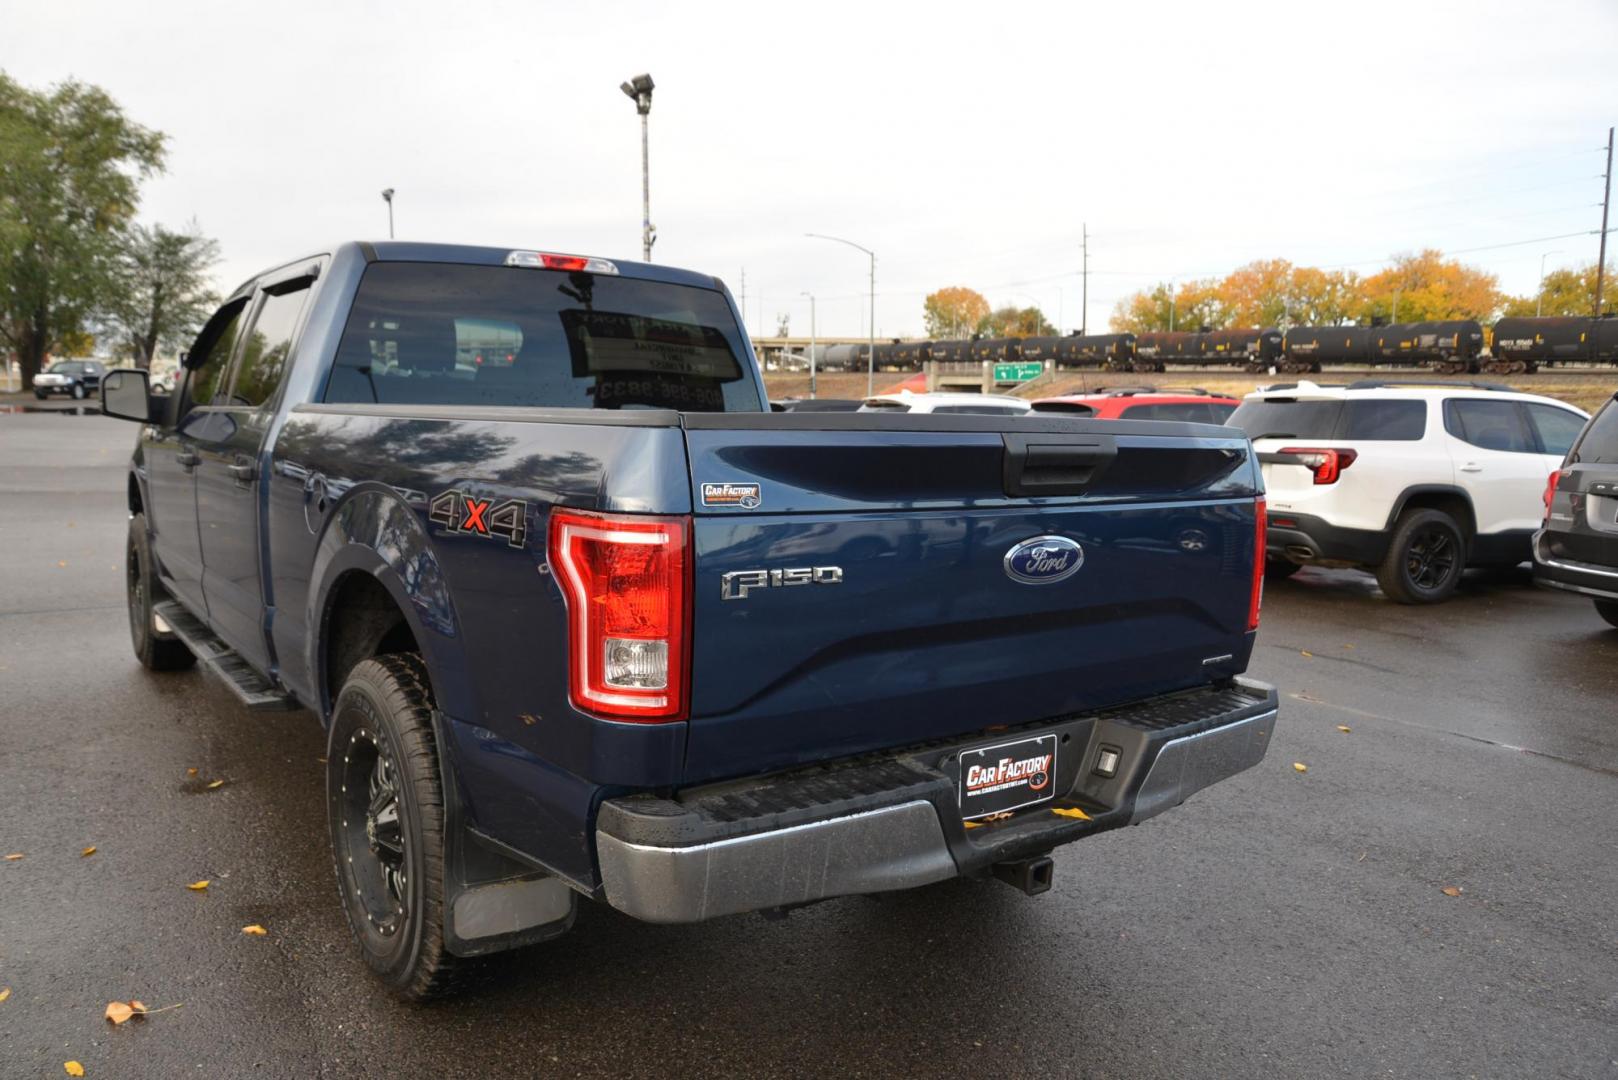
[151,599,298,711]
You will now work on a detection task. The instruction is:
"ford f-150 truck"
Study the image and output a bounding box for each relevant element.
[99,241,1278,999]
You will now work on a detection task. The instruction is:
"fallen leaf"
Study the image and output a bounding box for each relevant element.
[1051,806,1092,821]
[105,1001,135,1025]
[3,853,21,861]
[186,767,198,777]
[65,1062,85,1077]
[0,987,10,1003]
[205,779,224,789]
[1342,643,1356,650]
[241,924,267,936]
[1336,725,1352,733]
[56,561,67,568]
[1441,885,1462,897]
[962,821,983,829]
[81,846,96,858]
[1300,650,1313,658]
[1292,762,1309,773]
[186,879,210,891]
[129,1000,147,1013]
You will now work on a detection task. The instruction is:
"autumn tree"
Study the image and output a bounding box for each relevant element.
[1286,266,1359,326]
[978,305,1055,338]
[1500,262,1616,318]
[105,223,221,368]
[923,286,990,339]
[1110,279,1226,333]
[1355,249,1502,324]
[0,75,165,389]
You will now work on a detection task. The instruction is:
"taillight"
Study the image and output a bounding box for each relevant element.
[1278,447,1357,485]
[548,509,691,721]
[1542,467,1570,521]
[504,250,620,274]
[1248,498,1266,632]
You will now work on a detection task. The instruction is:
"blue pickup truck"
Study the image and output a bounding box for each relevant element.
[99,242,1278,998]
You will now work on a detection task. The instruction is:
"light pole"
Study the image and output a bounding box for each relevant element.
[800,292,818,398]
[620,74,656,261]
[1538,250,1564,317]
[381,188,395,239]
[805,233,876,396]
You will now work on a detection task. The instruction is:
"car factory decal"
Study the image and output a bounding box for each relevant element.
[428,490,529,548]
[701,482,762,509]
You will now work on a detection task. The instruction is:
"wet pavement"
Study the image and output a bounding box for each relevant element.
[1,409,1616,1079]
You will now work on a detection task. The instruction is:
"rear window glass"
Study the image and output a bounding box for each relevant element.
[932,404,1026,415]
[1226,399,1342,439]
[324,263,760,412]
[1342,400,1426,440]
[1574,399,1618,464]
[1525,404,1587,458]
[1120,402,1231,423]
[1031,401,1095,416]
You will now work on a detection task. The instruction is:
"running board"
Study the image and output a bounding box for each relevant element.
[151,599,299,711]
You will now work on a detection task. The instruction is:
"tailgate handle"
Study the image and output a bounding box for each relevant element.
[1002,434,1117,496]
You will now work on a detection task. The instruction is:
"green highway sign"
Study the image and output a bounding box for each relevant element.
[993,362,1043,382]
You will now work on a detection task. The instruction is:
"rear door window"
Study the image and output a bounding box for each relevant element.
[1444,400,1535,453]
[325,262,760,412]
[1225,399,1343,439]
[1342,399,1426,440]
[228,281,312,409]
[1572,399,1618,465]
[1523,403,1587,458]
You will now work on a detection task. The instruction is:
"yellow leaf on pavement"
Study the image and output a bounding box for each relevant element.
[1050,806,1092,821]
[105,1001,134,1025]
[962,821,983,829]
[186,880,210,891]
[3,853,21,861]
[1292,762,1308,773]
[129,1000,147,1013]
[1441,885,1462,897]
[0,987,10,1003]
[186,768,198,777]
[65,1062,85,1077]
[1300,650,1313,658]
[205,779,224,789]
[1336,725,1352,733]
[81,846,96,857]
[242,924,267,936]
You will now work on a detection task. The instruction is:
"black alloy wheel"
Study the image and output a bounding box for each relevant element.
[1376,508,1465,604]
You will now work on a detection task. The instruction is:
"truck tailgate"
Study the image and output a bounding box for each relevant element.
[680,414,1263,782]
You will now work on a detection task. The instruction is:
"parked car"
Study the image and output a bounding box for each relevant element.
[1032,387,1240,422]
[99,240,1277,999]
[858,391,1032,415]
[1534,389,1618,628]
[1227,379,1589,603]
[770,397,864,412]
[32,359,106,400]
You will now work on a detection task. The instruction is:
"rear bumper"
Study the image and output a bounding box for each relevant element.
[1533,531,1618,601]
[595,677,1278,923]
[1265,512,1388,566]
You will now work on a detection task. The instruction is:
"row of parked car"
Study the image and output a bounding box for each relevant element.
[775,381,1618,619]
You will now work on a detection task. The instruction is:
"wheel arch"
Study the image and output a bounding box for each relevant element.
[1385,484,1476,538]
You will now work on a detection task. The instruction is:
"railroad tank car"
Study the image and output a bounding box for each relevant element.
[1132,331,1203,371]
[925,339,969,363]
[821,343,864,371]
[1489,315,1618,373]
[1014,336,1061,363]
[1281,326,1370,371]
[1369,320,1485,374]
[968,337,1019,363]
[890,341,927,368]
[1202,328,1283,369]
[1054,333,1136,369]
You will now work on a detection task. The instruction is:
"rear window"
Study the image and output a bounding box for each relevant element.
[1342,400,1426,440]
[1120,402,1232,423]
[1573,398,1618,464]
[324,263,760,412]
[932,404,1026,415]
[1226,399,1342,439]
[1031,401,1096,416]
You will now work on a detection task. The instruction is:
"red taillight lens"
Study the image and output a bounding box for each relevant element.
[548,509,691,721]
[540,253,590,271]
[1278,447,1357,485]
[1542,467,1570,521]
[1248,498,1266,632]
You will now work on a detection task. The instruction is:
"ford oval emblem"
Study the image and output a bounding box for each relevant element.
[1003,535,1084,585]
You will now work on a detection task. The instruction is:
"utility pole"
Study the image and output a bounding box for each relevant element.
[805,233,877,397]
[619,75,656,260]
[1596,125,1613,318]
[802,292,817,399]
[1081,222,1089,335]
[381,188,395,238]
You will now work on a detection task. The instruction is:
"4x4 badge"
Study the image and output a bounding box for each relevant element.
[428,490,528,548]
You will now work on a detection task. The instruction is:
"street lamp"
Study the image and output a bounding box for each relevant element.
[801,292,817,398]
[1538,250,1564,317]
[619,73,656,261]
[380,188,395,239]
[805,233,876,397]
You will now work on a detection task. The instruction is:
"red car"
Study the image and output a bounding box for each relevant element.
[1031,387,1240,423]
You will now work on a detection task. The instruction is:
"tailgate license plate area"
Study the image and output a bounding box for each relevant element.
[958,734,1058,820]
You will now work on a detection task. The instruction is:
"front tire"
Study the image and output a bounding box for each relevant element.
[33,389,46,400]
[328,654,460,1000]
[126,514,196,671]
[71,382,85,399]
[1595,599,1618,629]
[1375,509,1465,604]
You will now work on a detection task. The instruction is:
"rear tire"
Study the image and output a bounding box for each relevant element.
[328,653,461,1000]
[126,514,196,671]
[1265,557,1303,580]
[71,382,85,399]
[33,389,46,400]
[1375,509,1465,604]
[1595,599,1618,629]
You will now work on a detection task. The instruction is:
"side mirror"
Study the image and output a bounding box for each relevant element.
[100,368,157,423]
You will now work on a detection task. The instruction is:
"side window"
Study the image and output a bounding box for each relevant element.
[1445,400,1534,453]
[185,301,247,410]
[228,282,312,409]
[1524,404,1586,458]
[1343,400,1426,440]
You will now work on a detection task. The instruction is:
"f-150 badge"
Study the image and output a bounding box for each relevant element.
[428,490,528,549]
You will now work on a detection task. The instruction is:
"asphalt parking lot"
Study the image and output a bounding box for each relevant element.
[2,404,1616,1079]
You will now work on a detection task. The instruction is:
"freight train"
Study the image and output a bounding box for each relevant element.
[796,315,1616,374]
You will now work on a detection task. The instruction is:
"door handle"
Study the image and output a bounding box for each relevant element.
[1459,462,1483,473]
[229,462,257,484]
[176,449,199,469]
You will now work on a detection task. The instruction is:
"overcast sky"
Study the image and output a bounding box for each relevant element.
[6,0,1617,337]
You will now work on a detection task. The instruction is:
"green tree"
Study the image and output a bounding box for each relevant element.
[1110,279,1226,333]
[106,223,221,367]
[978,305,1055,338]
[0,74,165,389]
[923,286,991,338]
[1500,262,1616,318]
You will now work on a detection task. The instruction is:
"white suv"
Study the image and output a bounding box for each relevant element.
[858,391,1032,416]
[1227,380,1589,603]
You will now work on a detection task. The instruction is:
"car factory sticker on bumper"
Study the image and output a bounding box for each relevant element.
[958,733,1058,820]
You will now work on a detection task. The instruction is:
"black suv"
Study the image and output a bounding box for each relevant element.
[1534,390,1618,628]
[32,359,107,400]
